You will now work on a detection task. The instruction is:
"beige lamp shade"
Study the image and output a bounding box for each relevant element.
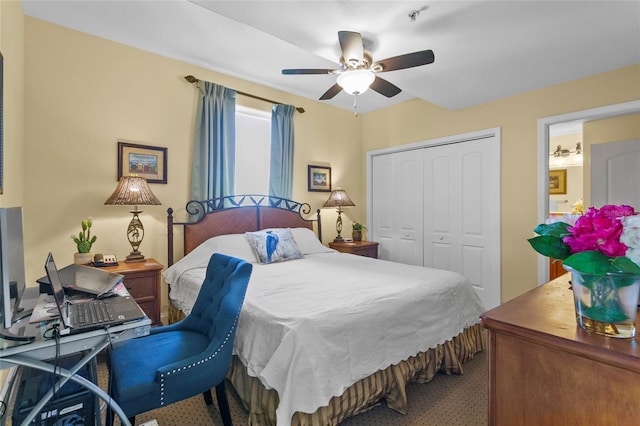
[323,189,355,242]
[105,176,160,263]
[322,189,355,209]
[105,176,161,206]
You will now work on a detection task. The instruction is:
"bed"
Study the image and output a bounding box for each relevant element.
[165,195,485,426]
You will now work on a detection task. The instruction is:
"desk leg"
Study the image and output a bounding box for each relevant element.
[88,355,102,426]
[5,352,131,426]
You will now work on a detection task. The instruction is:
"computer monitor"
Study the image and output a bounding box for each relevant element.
[0,207,31,341]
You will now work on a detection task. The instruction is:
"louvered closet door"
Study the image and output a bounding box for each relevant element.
[371,150,424,265]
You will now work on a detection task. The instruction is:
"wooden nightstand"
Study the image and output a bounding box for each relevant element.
[102,259,163,326]
[328,240,379,258]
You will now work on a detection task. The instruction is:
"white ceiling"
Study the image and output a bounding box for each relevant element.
[21,0,640,114]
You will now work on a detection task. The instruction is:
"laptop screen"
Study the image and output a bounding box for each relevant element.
[44,252,68,326]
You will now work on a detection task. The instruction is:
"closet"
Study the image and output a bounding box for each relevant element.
[367,128,501,310]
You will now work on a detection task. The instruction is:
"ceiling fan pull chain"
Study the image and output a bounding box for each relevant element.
[353,93,359,117]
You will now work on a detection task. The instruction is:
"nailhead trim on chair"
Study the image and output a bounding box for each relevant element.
[158,315,240,406]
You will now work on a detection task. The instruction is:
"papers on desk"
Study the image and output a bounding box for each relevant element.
[29,293,60,323]
[29,282,129,323]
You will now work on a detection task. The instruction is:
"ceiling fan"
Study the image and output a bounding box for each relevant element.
[282,31,435,101]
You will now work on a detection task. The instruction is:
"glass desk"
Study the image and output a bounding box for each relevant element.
[1,289,150,426]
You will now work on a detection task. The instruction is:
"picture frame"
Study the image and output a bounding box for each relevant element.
[549,169,567,195]
[307,165,331,192]
[118,141,167,184]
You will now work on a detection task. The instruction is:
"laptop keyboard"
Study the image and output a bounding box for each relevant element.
[75,301,115,326]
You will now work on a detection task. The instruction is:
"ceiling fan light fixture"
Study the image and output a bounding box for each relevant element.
[337,69,375,95]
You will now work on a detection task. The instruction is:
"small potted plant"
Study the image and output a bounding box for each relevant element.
[72,218,97,264]
[352,221,366,242]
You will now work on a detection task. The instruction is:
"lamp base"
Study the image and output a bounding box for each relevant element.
[125,250,147,263]
[333,236,345,243]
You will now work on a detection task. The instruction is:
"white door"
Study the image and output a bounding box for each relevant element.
[591,139,640,209]
[423,137,501,309]
[369,129,501,310]
[371,150,423,265]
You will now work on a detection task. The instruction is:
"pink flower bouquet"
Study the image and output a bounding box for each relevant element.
[529,205,640,275]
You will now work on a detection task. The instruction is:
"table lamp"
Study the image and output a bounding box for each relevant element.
[323,189,355,242]
[105,176,161,262]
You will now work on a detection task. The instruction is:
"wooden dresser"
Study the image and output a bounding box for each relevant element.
[480,274,640,425]
[328,240,379,258]
[102,259,163,326]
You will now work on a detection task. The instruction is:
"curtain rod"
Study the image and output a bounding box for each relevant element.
[184,75,305,113]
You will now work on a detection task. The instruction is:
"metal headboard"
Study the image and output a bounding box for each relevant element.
[167,194,321,266]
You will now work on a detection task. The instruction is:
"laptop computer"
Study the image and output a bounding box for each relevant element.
[44,252,147,335]
[36,263,124,298]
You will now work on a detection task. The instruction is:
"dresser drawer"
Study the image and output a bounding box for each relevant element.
[136,300,157,321]
[354,246,377,257]
[122,275,155,299]
[329,241,379,259]
[101,259,163,326]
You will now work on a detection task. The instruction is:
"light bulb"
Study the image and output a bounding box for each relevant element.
[337,69,375,95]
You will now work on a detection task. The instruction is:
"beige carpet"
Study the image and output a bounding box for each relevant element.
[101,351,487,426]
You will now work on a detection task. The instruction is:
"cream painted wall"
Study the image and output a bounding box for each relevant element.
[0,0,26,395]
[0,0,24,207]
[8,11,640,316]
[362,64,640,303]
[22,18,362,321]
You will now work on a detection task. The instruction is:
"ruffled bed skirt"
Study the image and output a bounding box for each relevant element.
[168,305,485,425]
[228,324,485,426]
[168,304,186,324]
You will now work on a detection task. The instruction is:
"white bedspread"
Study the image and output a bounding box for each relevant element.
[164,250,485,425]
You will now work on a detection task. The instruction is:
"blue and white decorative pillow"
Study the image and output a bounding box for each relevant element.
[246,228,303,264]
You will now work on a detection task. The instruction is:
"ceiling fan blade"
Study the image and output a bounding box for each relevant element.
[370,76,402,98]
[319,83,343,100]
[282,69,335,75]
[338,31,364,66]
[374,50,435,72]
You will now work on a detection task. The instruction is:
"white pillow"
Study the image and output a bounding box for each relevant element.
[182,233,257,266]
[289,227,335,255]
[163,233,257,285]
[207,233,259,262]
[246,228,303,264]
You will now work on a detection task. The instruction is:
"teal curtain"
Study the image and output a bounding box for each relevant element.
[269,104,295,199]
[190,82,236,202]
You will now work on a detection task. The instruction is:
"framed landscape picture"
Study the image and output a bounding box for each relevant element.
[118,141,167,184]
[308,165,331,192]
[549,169,567,195]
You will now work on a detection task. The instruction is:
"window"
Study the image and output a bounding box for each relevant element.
[235,105,271,194]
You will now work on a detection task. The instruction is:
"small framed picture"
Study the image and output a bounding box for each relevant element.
[308,165,331,192]
[118,141,167,184]
[549,169,567,195]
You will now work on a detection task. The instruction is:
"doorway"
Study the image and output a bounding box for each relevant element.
[537,100,640,284]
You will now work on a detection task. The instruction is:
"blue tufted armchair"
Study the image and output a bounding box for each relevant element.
[106,253,253,425]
